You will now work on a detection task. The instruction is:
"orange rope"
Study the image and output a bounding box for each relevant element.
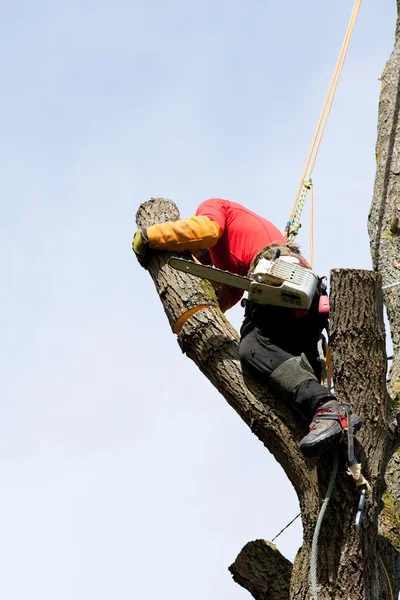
[288,0,362,249]
[378,554,394,600]
[309,182,314,269]
[308,0,362,177]
[172,305,209,334]
[325,345,333,390]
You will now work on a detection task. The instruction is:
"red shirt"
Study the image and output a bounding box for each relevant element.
[196,198,286,308]
[196,198,286,275]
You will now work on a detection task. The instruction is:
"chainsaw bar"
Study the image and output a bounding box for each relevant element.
[168,257,251,290]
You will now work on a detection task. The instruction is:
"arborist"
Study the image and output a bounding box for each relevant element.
[133,197,360,457]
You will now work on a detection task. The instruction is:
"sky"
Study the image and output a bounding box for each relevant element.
[0,1,397,598]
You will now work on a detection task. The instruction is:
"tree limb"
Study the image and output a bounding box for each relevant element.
[369,3,400,414]
[178,308,314,497]
[229,540,292,600]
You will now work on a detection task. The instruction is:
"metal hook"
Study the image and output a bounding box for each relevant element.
[355,485,367,532]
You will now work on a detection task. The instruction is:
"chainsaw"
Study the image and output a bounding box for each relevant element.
[169,250,319,310]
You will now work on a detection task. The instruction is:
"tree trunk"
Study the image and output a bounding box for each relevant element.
[369,0,400,403]
[135,199,399,599]
[368,1,400,596]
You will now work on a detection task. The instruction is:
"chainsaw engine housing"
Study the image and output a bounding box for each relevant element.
[246,257,318,309]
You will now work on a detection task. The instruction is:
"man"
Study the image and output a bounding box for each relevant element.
[133,198,360,457]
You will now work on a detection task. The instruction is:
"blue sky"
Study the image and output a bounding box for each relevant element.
[1,1,397,598]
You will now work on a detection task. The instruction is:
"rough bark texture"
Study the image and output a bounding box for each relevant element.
[368,3,400,597]
[288,269,394,600]
[381,450,400,552]
[135,200,398,599]
[369,1,400,405]
[229,540,292,600]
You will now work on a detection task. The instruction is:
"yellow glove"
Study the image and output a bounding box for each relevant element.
[133,229,149,256]
[146,216,221,251]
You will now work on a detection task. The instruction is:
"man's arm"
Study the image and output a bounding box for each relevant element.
[216,285,244,313]
[133,215,222,254]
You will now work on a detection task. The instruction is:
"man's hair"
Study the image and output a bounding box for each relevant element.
[248,242,310,276]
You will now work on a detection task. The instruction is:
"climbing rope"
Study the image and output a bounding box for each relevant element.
[378,553,394,600]
[271,512,301,542]
[271,458,389,599]
[311,453,339,600]
[285,0,363,266]
[309,181,314,270]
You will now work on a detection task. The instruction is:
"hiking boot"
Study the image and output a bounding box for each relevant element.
[299,399,361,458]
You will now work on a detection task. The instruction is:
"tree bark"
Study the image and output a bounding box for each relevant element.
[135,199,398,599]
[288,269,394,600]
[369,1,400,406]
[229,540,292,600]
[368,2,400,596]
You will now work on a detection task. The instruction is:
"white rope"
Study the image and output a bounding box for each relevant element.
[382,281,400,291]
[311,453,339,599]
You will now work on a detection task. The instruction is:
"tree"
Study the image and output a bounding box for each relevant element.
[134,4,400,598]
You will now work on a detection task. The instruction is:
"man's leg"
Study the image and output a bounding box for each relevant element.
[239,328,332,417]
[239,328,360,457]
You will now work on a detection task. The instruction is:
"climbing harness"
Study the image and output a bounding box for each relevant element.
[285,0,363,270]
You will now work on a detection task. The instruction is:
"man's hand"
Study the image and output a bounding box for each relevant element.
[133,229,149,256]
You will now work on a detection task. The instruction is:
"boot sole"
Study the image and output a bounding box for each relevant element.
[299,413,362,459]
[299,423,342,458]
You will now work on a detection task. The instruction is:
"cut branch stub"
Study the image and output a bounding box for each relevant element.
[229,540,292,600]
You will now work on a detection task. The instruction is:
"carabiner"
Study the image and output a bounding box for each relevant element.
[355,485,367,532]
